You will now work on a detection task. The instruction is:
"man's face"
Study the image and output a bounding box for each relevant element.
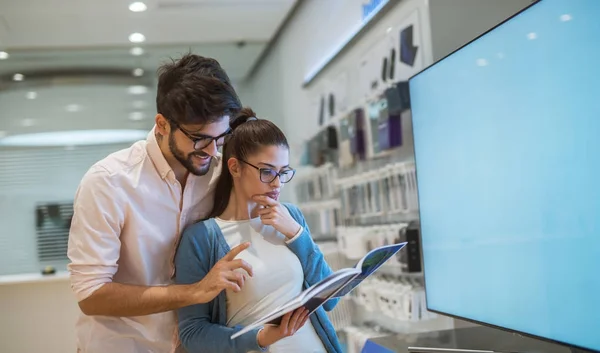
[167,116,231,176]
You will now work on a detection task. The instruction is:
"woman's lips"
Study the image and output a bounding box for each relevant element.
[265,192,280,200]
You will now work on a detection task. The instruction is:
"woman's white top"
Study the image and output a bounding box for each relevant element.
[215,217,327,353]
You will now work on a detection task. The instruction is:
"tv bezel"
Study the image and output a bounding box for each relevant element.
[407,1,597,352]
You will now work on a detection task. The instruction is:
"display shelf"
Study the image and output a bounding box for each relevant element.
[0,270,69,286]
[355,305,454,336]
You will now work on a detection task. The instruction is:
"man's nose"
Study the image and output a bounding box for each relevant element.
[202,140,219,157]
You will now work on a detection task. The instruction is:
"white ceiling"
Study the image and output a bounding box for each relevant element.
[0,0,297,142]
[0,0,296,48]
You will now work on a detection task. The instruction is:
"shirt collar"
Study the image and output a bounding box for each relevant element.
[146,126,174,180]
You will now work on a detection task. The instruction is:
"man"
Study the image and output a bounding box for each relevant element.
[67,53,253,353]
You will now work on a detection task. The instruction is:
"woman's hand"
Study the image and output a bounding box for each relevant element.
[253,195,301,239]
[257,308,311,348]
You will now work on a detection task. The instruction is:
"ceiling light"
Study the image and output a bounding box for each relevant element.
[129,33,146,43]
[129,2,147,12]
[0,130,149,147]
[66,104,82,113]
[132,100,147,109]
[26,91,38,100]
[128,85,148,95]
[560,14,572,22]
[13,73,24,81]
[527,32,537,40]
[476,58,488,67]
[129,112,145,121]
[21,118,35,127]
[130,47,144,56]
[132,68,144,77]
[0,51,8,60]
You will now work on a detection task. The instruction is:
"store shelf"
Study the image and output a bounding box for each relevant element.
[0,270,69,286]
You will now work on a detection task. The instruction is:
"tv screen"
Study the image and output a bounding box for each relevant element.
[408,0,600,351]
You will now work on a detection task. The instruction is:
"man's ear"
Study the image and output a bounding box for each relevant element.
[155,114,170,136]
[228,157,241,178]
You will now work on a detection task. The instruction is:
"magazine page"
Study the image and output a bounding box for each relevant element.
[230,269,357,340]
[330,242,408,298]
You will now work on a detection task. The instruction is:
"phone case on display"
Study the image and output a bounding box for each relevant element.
[328,93,335,118]
[348,108,366,161]
[308,136,323,167]
[389,48,396,80]
[367,99,383,156]
[381,56,388,83]
[385,81,411,113]
[378,109,402,150]
[318,95,326,126]
[338,113,355,167]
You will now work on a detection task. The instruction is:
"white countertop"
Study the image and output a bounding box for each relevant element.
[0,271,70,286]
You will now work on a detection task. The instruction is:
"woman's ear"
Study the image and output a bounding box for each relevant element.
[228,157,241,178]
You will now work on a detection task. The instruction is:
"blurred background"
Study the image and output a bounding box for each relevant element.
[0,0,532,352]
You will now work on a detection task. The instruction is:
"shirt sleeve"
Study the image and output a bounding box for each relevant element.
[174,223,264,353]
[67,166,124,302]
[283,204,339,312]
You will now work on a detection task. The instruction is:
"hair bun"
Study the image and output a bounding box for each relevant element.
[231,107,258,130]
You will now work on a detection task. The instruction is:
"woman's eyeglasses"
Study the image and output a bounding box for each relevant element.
[239,160,296,184]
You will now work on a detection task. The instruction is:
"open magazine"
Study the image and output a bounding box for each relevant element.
[230,242,407,340]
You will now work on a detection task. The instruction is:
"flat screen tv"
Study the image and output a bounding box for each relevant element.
[408,0,600,351]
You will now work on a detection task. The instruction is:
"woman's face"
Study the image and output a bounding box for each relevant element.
[230,145,294,202]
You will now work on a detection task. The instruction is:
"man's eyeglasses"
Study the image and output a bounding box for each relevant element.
[169,119,232,150]
[239,160,296,184]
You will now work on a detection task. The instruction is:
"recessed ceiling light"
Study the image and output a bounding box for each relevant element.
[21,118,35,127]
[13,73,24,81]
[132,68,144,77]
[132,100,147,109]
[128,85,148,95]
[66,104,82,113]
[0,130,149,147]
[0,51,8,60]
[130,47,144,56]
[129,33,146,43]
[129,112,145,121]
[527,32,538,40]
[129,2,147,12]
[26,91,38,100]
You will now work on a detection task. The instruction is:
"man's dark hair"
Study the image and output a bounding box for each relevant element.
[156,53,242,126]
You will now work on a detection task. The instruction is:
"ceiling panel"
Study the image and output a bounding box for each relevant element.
[0,0,296,48]
[0,42,266,83]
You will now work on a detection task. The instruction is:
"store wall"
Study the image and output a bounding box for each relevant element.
[0,143,134,353]
[240,0,532,335]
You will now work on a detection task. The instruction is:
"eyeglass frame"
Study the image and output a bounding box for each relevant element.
[167,118,232,150]
[238,159,296,184]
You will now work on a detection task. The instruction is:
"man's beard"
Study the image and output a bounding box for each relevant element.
[169,132,212,176]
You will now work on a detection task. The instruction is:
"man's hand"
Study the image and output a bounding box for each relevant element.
[192,242,253,303]
[257,308,310,348]
[253,195,301,239]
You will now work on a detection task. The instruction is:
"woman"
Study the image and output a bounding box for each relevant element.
[174,108,343,353]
